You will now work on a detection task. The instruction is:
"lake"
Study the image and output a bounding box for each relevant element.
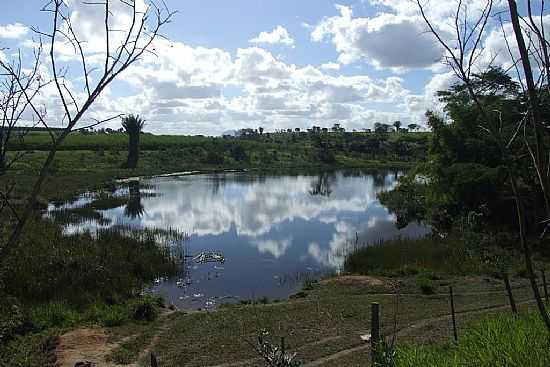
[47,169,429,309]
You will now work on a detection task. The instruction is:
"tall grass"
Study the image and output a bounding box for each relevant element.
[3,217,178,305]
[397,312,550,367]
[344,233,487,275]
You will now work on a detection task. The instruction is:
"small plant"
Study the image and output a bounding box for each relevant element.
[249,330,301,367]
[416,277,436,295]
[373,338,398,367]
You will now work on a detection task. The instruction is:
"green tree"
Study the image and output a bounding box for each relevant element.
[382,68,526,229]
[122,115,146,169]
[393,121,402,132]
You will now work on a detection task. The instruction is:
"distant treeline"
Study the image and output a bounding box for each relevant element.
[8,130,430,165]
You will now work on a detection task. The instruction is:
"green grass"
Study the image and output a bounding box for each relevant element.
[344,235,476,276]
[396,312,550,367]
[3,218,178,304]
[142,277,537,366]
[343,232,525,277]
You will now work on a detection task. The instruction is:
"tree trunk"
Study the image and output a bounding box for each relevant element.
[508,0,550,219]
[509,173,550,333]
[126,132,140,168]
[0,129,5,175]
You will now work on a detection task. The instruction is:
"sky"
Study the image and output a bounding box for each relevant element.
[0,0,547,135]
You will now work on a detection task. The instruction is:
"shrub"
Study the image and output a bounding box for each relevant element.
[0,298,24,343]
[132,298,158,322]
[100,307,127,327]
[250,330,301,367]
[416,278,436,295]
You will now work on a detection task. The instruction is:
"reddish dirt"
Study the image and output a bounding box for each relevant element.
[55,328,130,367]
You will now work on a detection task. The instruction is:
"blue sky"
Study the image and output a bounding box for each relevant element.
[0,0,546,135]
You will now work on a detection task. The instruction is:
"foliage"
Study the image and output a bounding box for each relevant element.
[373,337,398,367]
[131,297,159,322]
[250,330,301,367]
[396,312,550,367]
[416,277,436,295]
[380,67,546,232]
[203,150,225,165]
[0,297,25,344]
[122,114,146,168]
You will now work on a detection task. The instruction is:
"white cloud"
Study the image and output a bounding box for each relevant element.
[250,26,295,47]
[15,0,519,134]
[0,23,28,39]
[251,238,293,259]
[311,5,443,70]
[320,62,340,71]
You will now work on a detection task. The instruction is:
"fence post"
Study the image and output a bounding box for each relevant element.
[151,352,158,367]
[449,286,458,343]
[503,273,518,314]
[371,302,380,364]
[542,270,549,304]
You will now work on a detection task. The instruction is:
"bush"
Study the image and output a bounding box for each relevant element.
[416,277,436,295]
[0,298,24,343]
[27,302,79,329]
[132,298,158,322]
[100,307,127,327]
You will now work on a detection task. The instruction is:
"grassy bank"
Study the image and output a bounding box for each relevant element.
[0,214,183,366]
[100,274,539,366]
[397,311,550,367]
[343,232,532,278]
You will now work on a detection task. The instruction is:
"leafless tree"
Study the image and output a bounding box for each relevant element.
[0,45,47,176]
[416,0,550,333]
[0,0,174,264]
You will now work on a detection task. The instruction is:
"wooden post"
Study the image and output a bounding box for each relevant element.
[151,352,159,367]
[449,286,458,343]
[542,270,549,304]
[504,273,518,314]
[371,302,381,363]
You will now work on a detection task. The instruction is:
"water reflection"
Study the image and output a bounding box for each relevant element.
[124,181,145,219]
[47,170,429,308]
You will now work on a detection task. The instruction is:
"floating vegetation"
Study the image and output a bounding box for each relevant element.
[193,251,225,264]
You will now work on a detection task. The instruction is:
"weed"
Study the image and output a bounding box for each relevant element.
[416,278,436,295]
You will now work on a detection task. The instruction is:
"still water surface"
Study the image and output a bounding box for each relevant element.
[48,170,429,309]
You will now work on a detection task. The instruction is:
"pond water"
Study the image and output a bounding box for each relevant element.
[47,170,430,309]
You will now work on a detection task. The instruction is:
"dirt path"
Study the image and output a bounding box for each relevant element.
[55,311,176,367]
[55,327,130,367]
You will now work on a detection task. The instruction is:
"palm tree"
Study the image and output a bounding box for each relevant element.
[122,114,145,168]
[393,120,402,132]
